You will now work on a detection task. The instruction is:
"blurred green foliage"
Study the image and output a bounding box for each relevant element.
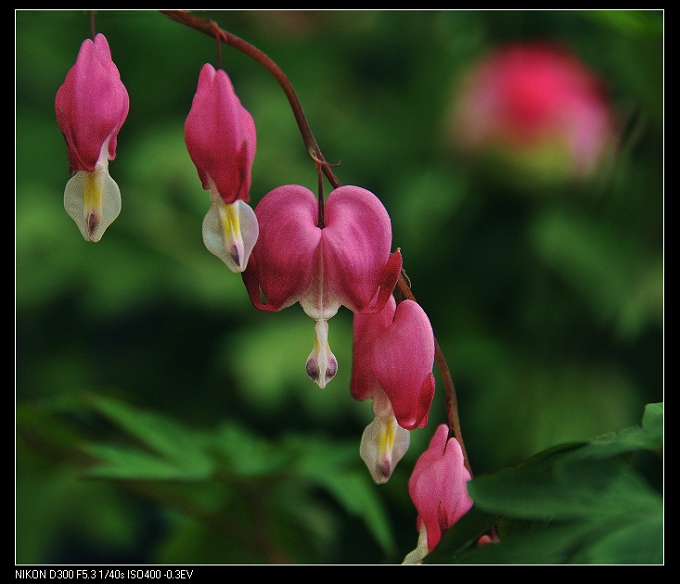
[16,10,663,564]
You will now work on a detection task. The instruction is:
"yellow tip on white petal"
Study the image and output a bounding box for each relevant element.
[64,166,121,242]
[305,319,338,388]
[360,412,410,484]
[203,199,259,273]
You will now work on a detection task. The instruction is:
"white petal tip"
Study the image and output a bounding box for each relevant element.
[306,319,338,388]
[203,199,258,272]
[360,414,410,484]
[64,169,121,242]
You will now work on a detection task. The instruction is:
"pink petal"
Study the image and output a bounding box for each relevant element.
[371,299,435,430]
[55,33,129,174]
[242,185,320,311]
[321,186,395,313]
[408,425,473,552]
[244,185,399,319]
[350,295,396,402]
[409,424,449,489]
[185,64,255,203]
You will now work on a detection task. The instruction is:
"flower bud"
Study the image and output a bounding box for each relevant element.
[55,33,129,241]
[185,64,258,272]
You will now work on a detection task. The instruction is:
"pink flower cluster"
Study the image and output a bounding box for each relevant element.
[55,34,475,561]
[180,61,442,487]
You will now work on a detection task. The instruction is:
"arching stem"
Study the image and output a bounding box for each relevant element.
[396,274,471,477]
[159,10,341,193]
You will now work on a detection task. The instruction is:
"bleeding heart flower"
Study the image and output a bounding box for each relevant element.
[55,33,129,242]
[352,296,436,431]
[351,295,435,483]
[242,184,402,388]
[185,63,258,272]
[403,424,473,563]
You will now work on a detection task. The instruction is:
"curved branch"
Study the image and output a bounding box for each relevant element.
[396,274,472,477]
[159,10,341,191]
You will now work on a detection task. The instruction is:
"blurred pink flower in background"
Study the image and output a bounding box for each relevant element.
[451,42,616,182]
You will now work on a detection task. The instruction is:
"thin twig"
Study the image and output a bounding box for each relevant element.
[396,274,472,477]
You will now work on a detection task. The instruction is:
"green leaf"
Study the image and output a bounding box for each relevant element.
[288,435,397,558]
[564,402,663,461]
[580,516,663,564]
[317,470,396,558]
[209,421,294,478]
[450,521,596,564]
[439,506,663,564]
[642,402,663,440]
[83,394,214,480]
[450,402,663,564]
[580,10,664,37]
[469,445,661,522]
[84,443,210,481]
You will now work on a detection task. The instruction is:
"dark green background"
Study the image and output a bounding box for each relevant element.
[16,10,663,564]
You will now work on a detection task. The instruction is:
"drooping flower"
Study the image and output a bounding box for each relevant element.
[351,295,436,483]
[55,33,129,242]
[185,63,258,272]
[352,296,436,430]
[404,424,473,563]
[242,184,402,388]
[451,42,615,183]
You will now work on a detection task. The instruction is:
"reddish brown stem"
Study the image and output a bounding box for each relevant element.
[396,274,472,477]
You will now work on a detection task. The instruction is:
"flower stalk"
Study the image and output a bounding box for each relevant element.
[396,274,471,477]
